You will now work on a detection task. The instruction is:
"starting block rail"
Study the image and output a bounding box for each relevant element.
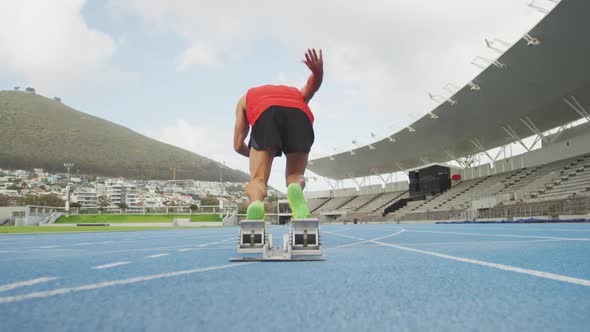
[230,219,324,262]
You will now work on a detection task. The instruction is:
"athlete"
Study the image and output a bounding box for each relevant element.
[233,48,323,220]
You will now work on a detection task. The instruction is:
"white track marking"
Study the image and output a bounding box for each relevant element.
[371,240,590,287]
[146,253,169,258]
[0,241,115,251]
[91,262,130,269]
[0,263,254,304]
[407,230,590,241]
[327,238,559,250]
[0,277,58,293]
[461,227,590,233]
[322,231,364,240]
[327,228,405,249]
[176,248,193,252]
[393,239,562,246]
[1,237,237,257]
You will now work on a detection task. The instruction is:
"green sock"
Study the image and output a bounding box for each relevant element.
[246,201,265,220]
[287,183,310,219]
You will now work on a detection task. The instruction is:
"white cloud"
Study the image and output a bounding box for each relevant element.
[176,42,219,70]
[113,0,547,190]
[0,0,121,95]
[111,0,543,123]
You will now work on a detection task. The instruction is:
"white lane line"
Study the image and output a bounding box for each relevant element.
[0,277,58,293]
[91,262,130,270]
[146,253,169,258]
[371,240,590,287]
[393,239,562,246]
[0,263,255,304]
[176,248,193,252]
[322,231,364,240]
[4,241,116,251]
[326,228,406,249]
[464,227,590,233]
[407,230,590,241]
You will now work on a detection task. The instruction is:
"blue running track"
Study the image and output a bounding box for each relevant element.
[1,223,589,331]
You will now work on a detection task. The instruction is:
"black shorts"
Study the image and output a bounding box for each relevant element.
[248,106,315,157]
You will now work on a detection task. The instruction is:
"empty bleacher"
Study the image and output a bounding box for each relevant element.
[305,153,590,222]
[313,196,357,214]
[534,155,590,201]
[360,191,407,214]
[337,193,381,212]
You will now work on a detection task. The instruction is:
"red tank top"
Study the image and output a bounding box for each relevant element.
[245,85,314,126]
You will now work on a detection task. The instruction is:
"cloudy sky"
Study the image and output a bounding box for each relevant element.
[0,0,553,191]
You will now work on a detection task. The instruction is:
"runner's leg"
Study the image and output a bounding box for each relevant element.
[286,152,310,218]
[245,147,276,219]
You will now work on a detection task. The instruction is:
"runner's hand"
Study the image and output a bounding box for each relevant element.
[303,49,323,75]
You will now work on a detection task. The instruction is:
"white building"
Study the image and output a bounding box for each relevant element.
[72,189,97,207]
[106,181,137,207]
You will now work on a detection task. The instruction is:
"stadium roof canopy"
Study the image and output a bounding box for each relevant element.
[308,0,590,180]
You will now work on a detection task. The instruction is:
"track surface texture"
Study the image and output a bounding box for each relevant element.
[1,223,589,331]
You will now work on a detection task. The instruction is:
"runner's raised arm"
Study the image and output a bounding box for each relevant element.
[300,49,324,103]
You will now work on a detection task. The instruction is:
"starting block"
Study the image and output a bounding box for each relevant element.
[230,219,324,262]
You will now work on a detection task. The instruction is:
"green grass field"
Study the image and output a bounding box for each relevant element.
[0,226,200,234]
[55,214,223,224]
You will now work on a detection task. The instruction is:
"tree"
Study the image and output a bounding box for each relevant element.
[6,184,20,191]
[25,87,36,94]
[189,204,199,214]
[54,97,62,103]
[25,194,65,207]
[237,202,248,214]
[70,202,82,214]
[98,196,109,207]
[201,197,219,206]
[13,86,20,91]
[0,194,25,207]
[116,203,128,213]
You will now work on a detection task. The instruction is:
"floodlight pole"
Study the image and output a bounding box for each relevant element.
[64,163,74,216]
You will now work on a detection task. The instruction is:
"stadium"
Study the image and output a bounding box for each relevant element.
[1,0,590,331]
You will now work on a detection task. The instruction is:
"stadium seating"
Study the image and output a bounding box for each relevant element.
[308,153,590,222]
[313,196,357,213]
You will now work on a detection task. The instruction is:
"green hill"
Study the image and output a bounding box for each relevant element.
[0,90,249,181]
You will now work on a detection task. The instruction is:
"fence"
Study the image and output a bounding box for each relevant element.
[477,195,590,219]
[75,205,237,215]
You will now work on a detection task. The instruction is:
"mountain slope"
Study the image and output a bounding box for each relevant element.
[0,91,249,181]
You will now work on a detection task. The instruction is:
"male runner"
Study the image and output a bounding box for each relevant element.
[233,48,323,220]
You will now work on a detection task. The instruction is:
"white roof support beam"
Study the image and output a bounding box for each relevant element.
[445,149,471,169]
[320,176,335,190]
[520,116,549,144]
[549,123,572,144]
[371,168,388,186]
[346,173,362,188]
[493,145,507,162]
[502,125,534,152]
[471,138,495,162]
[563,95,590,122]
[395,162,408,175]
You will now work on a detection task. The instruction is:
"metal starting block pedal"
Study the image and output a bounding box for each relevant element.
[230,219,324,262]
